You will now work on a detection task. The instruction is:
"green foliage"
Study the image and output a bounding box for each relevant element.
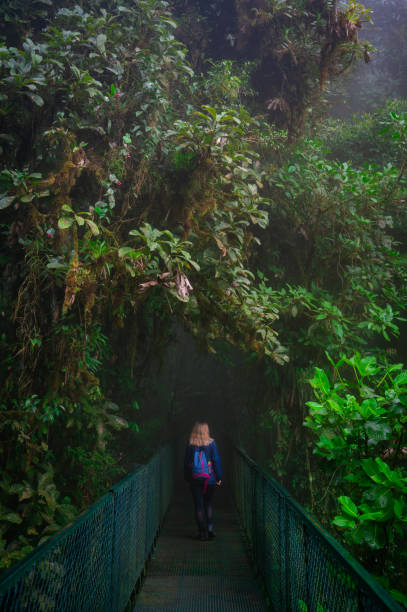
[0,384,125,569]
[202,60,255,106]
[162,105,287,359]
[233,104,407,601]
[128,223,200,275]
[265,131,407,360]
[316,100,407,167]
[0,0,288,566]
[298,601,326,612]
[305,353,407,594]
[1,0,407,601]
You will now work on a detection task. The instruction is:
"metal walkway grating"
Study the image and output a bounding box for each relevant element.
[134,486,269,611]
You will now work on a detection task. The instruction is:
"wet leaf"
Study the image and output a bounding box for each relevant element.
[58,217,73,229]
[20,193,35,202]
[338,496,359,518]
[118,246,137,258]
[0,195,15,209]
[85,219,99,235]
[26,93,44,106]
[96,34,107,53]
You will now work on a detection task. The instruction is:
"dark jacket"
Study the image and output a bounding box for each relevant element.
[184,440,223,485]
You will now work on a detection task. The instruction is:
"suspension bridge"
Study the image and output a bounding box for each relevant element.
[0,445,403,611]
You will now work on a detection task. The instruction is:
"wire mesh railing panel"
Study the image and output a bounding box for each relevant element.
[111,466,148,612]
[145,454,160,556]
[241,458,255,547]
[233,447,403,612]
[254,470,265,571]
[286,507,308,610]
[0,494,114,612]
[263,478,283,610]
[137,467,149,566]
[159,449,166,522]
[0,445,174,612]
[304,524,358,612]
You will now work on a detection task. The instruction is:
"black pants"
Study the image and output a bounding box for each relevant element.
[190,481,216,536]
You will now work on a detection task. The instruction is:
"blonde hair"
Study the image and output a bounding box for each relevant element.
[189,421,212,446]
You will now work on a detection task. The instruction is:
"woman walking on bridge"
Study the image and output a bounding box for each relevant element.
[184,422,223,541]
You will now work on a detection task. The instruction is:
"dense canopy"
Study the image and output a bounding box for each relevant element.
[0,0,406,604]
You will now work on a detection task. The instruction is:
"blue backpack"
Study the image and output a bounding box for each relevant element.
[191,447,213,491]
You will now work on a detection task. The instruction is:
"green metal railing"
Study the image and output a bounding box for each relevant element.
[233,446,403,612]
[0,445,174,612]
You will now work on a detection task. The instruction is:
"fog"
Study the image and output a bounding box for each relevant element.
[330,0,407,116]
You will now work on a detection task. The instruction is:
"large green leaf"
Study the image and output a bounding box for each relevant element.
[118,246,141,258]
[364,421,392,443]
[359,509,392,522]
[332,516,356,529]
[58,217,73,229]
[305,401,324,411]
[362,457,382,482]
[352,522,386,549]
[309,368,330,394]
[363,458,407,490]
[394,372,407,387]
[358,398,377,418]
[338,496,359,518]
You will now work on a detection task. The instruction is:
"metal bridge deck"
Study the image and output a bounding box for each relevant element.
[134,485,269,611]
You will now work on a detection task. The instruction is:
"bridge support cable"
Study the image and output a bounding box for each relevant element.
[232,446,403,612]
[0,445,174,612]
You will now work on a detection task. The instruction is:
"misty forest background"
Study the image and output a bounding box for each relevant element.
[1,0,407,604]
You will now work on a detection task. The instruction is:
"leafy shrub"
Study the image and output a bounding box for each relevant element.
[306,353,407,605]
